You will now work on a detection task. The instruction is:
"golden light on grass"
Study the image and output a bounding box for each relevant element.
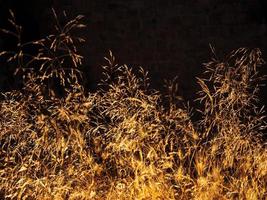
[0,9,266,199]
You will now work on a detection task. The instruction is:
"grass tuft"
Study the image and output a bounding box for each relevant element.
[0,10,266,200]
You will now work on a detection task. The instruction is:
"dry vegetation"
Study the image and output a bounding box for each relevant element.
[0,10,266,200]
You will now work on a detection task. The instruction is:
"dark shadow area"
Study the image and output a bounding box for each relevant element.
[0,0,50,91]
[0,0,266,105]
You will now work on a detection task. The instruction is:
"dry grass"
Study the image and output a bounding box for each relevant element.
[0,10,266,200]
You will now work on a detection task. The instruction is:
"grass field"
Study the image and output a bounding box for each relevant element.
[0,10,266,200]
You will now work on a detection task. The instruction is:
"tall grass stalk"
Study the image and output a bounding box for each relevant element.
[0,10,266,200]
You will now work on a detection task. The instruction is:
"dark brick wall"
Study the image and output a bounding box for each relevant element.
[1,0,267,102]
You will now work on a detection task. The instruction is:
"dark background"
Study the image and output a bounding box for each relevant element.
[0,0,267,104]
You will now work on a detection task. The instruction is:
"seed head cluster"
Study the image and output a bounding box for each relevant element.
[0,10,266,200]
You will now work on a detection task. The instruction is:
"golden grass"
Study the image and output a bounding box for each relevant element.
[0,10,266,199]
